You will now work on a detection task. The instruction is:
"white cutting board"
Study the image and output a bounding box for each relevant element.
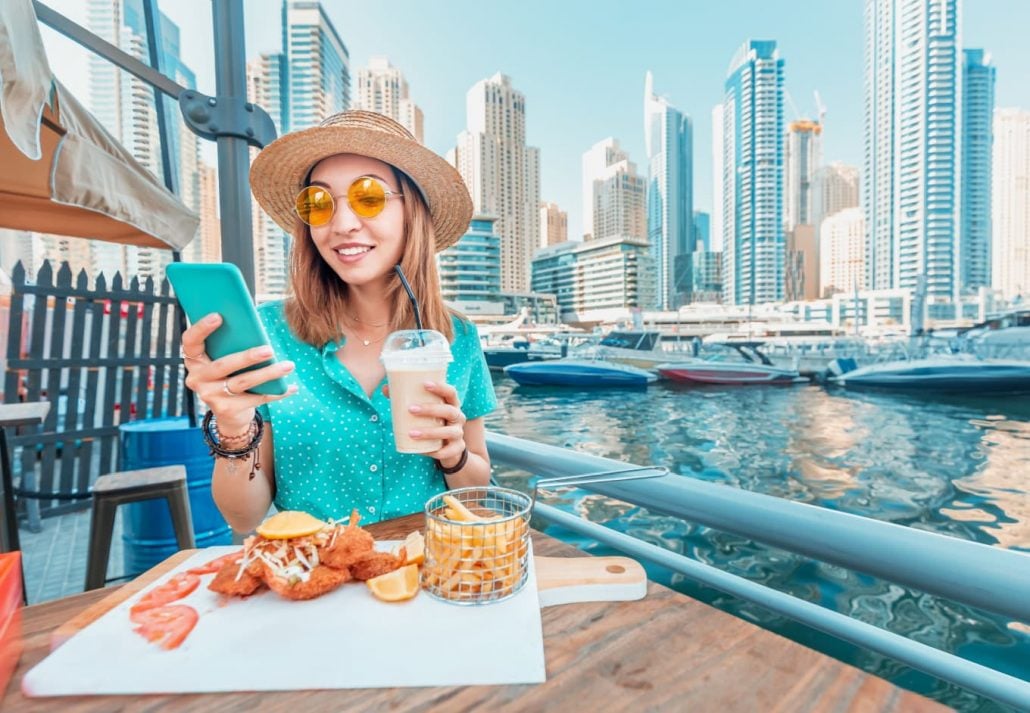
[22,543,546,696]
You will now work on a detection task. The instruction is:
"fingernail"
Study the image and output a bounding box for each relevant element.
[409,404,421,413]
[254,346,273,357]
[280,360,295,372]
[409,430,422,438]
[287,385,299,394]
[424,381,436,388]
[204,313,220,325]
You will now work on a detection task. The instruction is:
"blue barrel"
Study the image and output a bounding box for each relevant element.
[119,417,232,576]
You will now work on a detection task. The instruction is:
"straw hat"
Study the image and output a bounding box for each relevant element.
[249,110,473,251]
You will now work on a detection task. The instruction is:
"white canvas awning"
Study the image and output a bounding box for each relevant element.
[0,0,199,250]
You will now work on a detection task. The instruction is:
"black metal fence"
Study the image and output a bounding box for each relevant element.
[2,259,188,526]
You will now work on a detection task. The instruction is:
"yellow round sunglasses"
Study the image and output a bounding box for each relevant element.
[294,176,403,227]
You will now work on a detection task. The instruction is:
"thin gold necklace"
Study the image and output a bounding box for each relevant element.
[348,313,389,328]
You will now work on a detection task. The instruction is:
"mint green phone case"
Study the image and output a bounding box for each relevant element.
[165,262,288,396]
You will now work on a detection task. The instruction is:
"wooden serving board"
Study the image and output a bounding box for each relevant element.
[50,551,646,650]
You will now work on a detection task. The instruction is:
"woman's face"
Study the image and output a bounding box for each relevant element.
[307,153,406,287]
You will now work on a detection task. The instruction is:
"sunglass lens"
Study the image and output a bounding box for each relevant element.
[296,187,334,226]
[348,177,387,218]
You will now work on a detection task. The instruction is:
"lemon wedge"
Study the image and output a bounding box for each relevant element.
[256,511,328,540]
[367,564,420,602]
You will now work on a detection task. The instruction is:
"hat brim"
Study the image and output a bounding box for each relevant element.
[249,125,472,251]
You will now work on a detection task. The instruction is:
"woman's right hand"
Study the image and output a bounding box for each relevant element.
[181,313,297,435]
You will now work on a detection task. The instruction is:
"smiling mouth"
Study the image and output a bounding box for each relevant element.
[335,246,374,256]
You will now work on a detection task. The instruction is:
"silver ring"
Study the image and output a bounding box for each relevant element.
[223,379,238,397]
[181,347,204,361]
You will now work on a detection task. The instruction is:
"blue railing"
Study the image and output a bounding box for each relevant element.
[485,432,1030,709]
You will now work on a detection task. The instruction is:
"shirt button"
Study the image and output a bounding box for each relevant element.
[370,414,379,423]
[369,464,378,473]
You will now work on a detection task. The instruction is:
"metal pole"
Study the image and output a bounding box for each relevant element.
[211,0,256,296]
[485,432,1030,624]
[533,502,1030,711]
[141,0,194,426]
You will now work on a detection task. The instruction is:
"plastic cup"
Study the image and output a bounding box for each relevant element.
[380,330,454,454]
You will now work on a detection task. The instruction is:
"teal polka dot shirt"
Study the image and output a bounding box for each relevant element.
[256,301,497,524]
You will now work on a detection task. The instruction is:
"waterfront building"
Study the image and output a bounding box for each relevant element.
[992,109,1030,300]
[864,0,961,299]
[820,207,866,297]
[960,49,996,293]
[355,56,423,143]
[644,72,692,309]
[539,203,567,248]
[452,74,540,293]
[720,40,785,305]
[531,235,654,323]
[582,138,646,242]
[437,216,502,305]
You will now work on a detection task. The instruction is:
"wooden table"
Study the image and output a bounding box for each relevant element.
[2,513,947,712]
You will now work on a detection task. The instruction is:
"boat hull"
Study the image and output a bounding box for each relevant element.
[834,361,1030,392]
[503,360,657,387]
[658,365,800,385]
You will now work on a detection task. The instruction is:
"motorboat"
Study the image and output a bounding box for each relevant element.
[595,330,688,370]
[827,354,1030,393]
[657,343,803,385]
[503,358,657,387]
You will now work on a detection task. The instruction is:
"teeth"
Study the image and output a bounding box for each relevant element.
[336,246,372,256]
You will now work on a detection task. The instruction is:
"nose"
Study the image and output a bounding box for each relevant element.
[328,196,362,234]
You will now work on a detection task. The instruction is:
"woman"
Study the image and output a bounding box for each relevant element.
[180,111,496,533]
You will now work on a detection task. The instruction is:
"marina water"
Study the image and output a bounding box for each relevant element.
[487,374,1030,712]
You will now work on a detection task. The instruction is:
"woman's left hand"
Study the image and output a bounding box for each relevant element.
[384,381,467,469]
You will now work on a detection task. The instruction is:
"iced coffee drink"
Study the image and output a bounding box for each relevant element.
[380,330,454,454]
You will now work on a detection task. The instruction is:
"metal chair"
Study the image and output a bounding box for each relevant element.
[85,465,195,591]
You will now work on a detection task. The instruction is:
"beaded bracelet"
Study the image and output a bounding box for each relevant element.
[201,410,264,480]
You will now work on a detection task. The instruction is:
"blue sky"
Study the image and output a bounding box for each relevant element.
[42,0,1030,241]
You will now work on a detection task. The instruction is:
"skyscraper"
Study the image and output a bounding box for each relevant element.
[960,49,996,293]
[644,72,692,309]
[693,211,710,252]
[282,0,349,132]
[87,0,200,282]
[583,138,646,243]
[864,0,961,299]
[539,203,567,248]
[784,120,822,231]
[437,216,502,305]
[453,74,540,293]
[355,57,424,143]
[992,109,1030,299]
[813,163,860,228]
[721,41,785,305]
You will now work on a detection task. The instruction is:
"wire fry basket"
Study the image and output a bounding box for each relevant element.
[423,486,532,605]
[423,465,668,606]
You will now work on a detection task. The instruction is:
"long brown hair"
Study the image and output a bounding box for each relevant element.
[284,167,456,345]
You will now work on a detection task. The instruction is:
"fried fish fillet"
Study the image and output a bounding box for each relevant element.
[264,564,352,601]
[349,550,405,581]
[208,559,265,597]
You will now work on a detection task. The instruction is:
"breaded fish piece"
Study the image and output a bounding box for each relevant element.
[349,550,405,581]
[319,511,375,570]
[208,559,265,597]
[265,564,352,601]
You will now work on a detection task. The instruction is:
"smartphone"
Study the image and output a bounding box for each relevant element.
[166,262,289,396]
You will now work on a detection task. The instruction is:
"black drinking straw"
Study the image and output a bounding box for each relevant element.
[393,264,425,345]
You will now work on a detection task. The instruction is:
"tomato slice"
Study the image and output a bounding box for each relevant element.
[131,605,199,650]
[187,552,243,576]
[130,572,201,619]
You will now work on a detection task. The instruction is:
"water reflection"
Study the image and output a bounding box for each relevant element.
[487,375,1030,712]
